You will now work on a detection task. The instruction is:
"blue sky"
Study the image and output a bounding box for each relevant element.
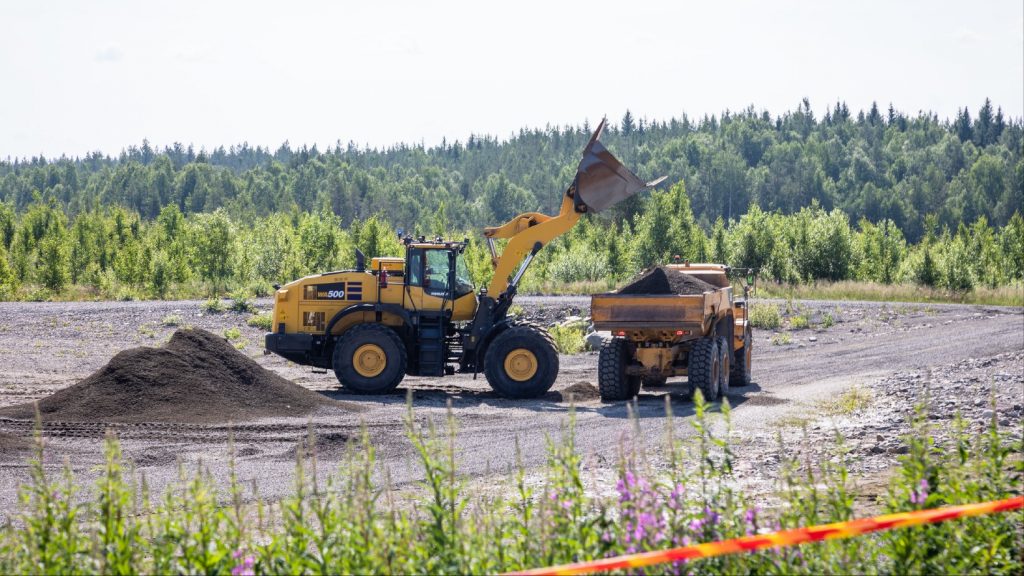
[2,0,1021,158]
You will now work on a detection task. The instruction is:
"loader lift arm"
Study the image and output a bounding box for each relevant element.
[462,118,665,371]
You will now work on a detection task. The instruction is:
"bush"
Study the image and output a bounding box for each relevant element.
[246,313,273,330]
[201,298,225,313]
[223,327,242,341]
[789,314,809,329]
[229,293,255,313]
[770,332,792,345]
[548,322,586,354]
[160,314,182,327]
[748,303,781,329]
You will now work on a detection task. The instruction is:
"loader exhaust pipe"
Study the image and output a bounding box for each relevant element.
[573,118,666,213]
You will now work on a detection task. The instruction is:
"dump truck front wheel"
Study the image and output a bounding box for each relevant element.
[484,326,558,398]
[333,324,407,394]
[598,337,642,401]
[730,325,752,388]
[717,336,731,396]
[688,337,720,401]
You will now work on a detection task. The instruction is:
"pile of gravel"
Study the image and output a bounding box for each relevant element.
[617,266,717,295]
[0,328,338,424]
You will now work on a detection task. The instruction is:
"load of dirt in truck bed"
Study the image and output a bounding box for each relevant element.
[617,266,718,295]
[0,328,348,424]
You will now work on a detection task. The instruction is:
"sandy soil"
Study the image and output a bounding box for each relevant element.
[0,296,1020,520]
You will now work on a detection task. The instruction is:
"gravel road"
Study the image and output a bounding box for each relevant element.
[0,296,1020,519]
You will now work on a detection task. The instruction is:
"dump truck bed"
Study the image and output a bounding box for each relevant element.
[590,288,731,341]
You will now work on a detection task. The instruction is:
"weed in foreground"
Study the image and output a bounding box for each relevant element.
[1,396,1020,574]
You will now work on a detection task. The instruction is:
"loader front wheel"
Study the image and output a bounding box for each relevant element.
[333,324,407,394]
[484,326,558,399]
[688,337,720,402]
[598,337,642,401]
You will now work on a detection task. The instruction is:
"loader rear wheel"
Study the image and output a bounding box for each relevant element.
[688,337,720,402]
[717,337,731,396]
[484,326,558,399]
[730,325,752,388]
[333,324,407,394]
[598,337,642,401]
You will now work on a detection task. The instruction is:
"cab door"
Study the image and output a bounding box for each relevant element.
[404,248,451,311]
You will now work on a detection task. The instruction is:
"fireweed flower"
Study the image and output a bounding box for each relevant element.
[910,478,929,505]
[231,551,255,576]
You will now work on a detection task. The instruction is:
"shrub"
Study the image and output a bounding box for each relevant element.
[548,322,586,354]
[748,303,781,329]
[229,293,255,313]
[789,314,810,329]
[201,298,225,313]
[770,332,792,345]
[246,313,273,330]
[161,313,182,327]
[223,327,242,341]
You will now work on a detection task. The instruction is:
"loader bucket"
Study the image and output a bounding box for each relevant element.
[573,118,666,213]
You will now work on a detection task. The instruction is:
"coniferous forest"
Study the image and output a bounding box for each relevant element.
[0,99,1021,302]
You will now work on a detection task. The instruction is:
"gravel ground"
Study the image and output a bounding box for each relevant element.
[0,296,1020,521]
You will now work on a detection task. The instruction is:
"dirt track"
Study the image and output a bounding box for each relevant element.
[0,296,1021,519]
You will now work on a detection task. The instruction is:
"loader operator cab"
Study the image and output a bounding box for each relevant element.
[404,241,475,301]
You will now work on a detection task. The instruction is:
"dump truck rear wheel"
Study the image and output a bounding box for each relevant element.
[688,337,720,401]
[730,325,752,388]
[333,324,407,394]
[484,326,558,399]
[717,337,731,396]
[598,337,642,401]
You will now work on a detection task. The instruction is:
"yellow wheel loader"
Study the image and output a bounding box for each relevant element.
[265,120,665,398]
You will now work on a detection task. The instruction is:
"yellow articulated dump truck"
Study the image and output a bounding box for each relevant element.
[265,119,665,398]
[590,264,753,402]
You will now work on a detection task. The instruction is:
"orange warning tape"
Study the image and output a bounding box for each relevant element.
[510,496,1023,576]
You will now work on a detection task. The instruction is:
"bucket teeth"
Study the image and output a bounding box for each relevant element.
[573,118,665,213]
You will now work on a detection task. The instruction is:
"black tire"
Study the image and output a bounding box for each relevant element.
[598,337,642,401]
[688,337,720,402]
[717,336,731,397]
[332,324,407,394]
[729,324,752,388]
[484,325,558,399]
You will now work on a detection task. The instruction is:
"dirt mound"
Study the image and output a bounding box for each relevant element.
[557,381,601,402]
[617,266,717,295]
[0,328,343,424]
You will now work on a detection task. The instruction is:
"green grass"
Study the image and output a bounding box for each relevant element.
[770,332,792,345]
[1,397,1019,574]
[821,386,873,416]
[758,280,1024,307]
[748,303,782,329]
[223,327,242,341]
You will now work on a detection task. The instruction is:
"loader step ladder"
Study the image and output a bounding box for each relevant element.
[416,314,446,376]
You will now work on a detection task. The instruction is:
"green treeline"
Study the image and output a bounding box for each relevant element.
[0,99,1021,300]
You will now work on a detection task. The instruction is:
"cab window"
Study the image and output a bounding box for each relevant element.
[425,250,450,297]
[407,250,423,286]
